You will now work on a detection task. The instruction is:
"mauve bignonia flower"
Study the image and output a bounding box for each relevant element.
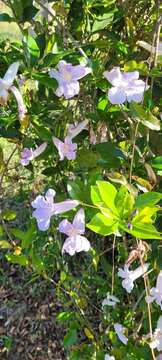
[118,263,149,293]
[20,142,47,166]
[102,294,119,308]
[103,67,147,105]
[114,323,128,345]
[53,119,89,161]
[146,271,162,310]
[49,60,91,99]
[150,316,162,351]
[32,189,79,231]
[58,208,90,256]
[156,354,162,360]
[52,136,77,161]
[0,62,26,120]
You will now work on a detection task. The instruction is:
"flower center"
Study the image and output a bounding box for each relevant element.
[61,69,72,81]
[68,227,78,237]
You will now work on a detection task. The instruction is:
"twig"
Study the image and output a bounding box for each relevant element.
[0,146,18,191]
[35,0,89,61]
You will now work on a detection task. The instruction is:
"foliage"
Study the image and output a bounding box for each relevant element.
[1,0,162,359]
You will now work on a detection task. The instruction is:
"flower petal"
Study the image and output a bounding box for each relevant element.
[108,87,126,104]
[33,142,47,159]
[122,71,139,82]
[63,81,80,99]
[4,62,19,85]
[52,136,65,160]
[70,65,91,80]
[10,85,26,120]
[114,323,128,345]
[67,119,89,140]
[58,219,72,236]
[104,67,122,86]
[54,200,79,214]
[73,208,85,234]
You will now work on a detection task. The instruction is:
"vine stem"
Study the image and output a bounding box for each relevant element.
[35,0,89,61]
[129,120,139,184]
[0,145,18,191]
[111,235,116,294]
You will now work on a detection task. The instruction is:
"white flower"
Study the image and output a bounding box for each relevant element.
[102,294,119,308]
[118,263,149,293]
[105,354,115,360]
[104,67,147,105]
[114,323,128,345]
[0,62,26,120]
[150,316,162,351]
[20,142,47,166]
[146,271,162,309]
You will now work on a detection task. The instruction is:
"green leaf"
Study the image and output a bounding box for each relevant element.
[96,181,118,215]
[6,254,28,266]
[57,311,74,323]
[115,185,134,218]
[0,240,11,249]
[130,102,161,131]
[0,13,13,22]
[94,142,126,169]
[11,225,36,249]
[150,156,162,170]
[120,222,162,240]
[2,210,17,221]
[23,35,40,67]
[63,328,78,348]
[92,13,114,32]
[32,73,57,89]
[87,212,118,236]
[134,192,162,208]
[31,251,45,272]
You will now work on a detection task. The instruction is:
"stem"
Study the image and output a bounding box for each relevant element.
[0,146,18,191]
[111,235,116,294]
[129,121,139,184]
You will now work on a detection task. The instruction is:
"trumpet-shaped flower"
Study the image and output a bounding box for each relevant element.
[67,119,89,140]
[53,136,77,161]
[146,271,162,309]
[103,67,147,105]
[49,60,91,99]
[0,62,26,120]
[102,294,119,308]
[20,142,47,166]
[53,119,89,161]
[156,355,162,360]
[114,323,128,345]
[105,355,115,360]
[118,263,149,293]
[32,189,79,231]
[58,208,90,256]
[150,316,162,351]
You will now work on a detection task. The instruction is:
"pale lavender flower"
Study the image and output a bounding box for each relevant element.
[49,60,91,99]
[102,294,119,308]
[114,323,128,345]
[150,316,162,351]
[67,119,89,140]
[59,208,90,256]
[32,189,79,231]
[53,136,77,161]
[105,355,115,360]
[156,354,162,360]
[103,67,147,105]
[146,271,162,310]
[20,142,47,166]
[0,62,26,120]
[118,263,149,293]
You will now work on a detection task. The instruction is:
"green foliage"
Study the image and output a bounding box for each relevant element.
[1,0,162,358]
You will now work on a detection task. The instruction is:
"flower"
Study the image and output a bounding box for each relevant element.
[32,189,79,231]
[156,355,162,360]
[146,271,162,310]
[58,208,90,256]
[53,119,89,161]
[114,323,128,345]
[137,40,162,56]
[0,62,26,120]
[102,294,119,308]
[20,142,47,166]
[49,60,91,99]
[53,136,77,161]
[150,316,162,351]
[105,355,115,360]
[118,263,149,293]
[34,0,55,21]
[67,119,89,140]
[103,67,147,104]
